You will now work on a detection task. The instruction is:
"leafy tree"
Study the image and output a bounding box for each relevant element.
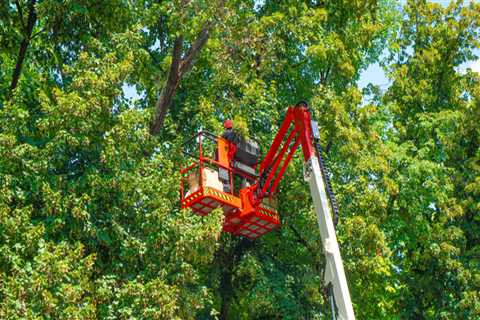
[380,1,480,318]
[0,0,478,319]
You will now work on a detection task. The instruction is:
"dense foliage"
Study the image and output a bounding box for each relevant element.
[0,0,479,319]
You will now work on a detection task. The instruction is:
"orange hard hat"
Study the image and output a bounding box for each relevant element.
[224,119,233,129]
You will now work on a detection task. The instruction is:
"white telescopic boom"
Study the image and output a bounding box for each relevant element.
[304,155,355,320]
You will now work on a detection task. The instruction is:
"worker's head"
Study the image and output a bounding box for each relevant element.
[295,101,309,109]
[224,119,233,129]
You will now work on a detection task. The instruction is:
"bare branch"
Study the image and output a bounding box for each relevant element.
[149,36,184,135]
[149,24,212,135]
[179,23,212,75]
[149,0,226,135]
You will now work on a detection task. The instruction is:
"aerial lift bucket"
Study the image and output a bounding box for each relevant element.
[181,164,241,216]
[180,131,280,239]
[223,188,280,239]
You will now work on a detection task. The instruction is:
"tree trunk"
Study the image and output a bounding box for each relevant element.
[217,238,254,320]
[219,264,233,320]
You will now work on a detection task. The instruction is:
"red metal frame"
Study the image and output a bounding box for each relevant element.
[180,132,256,203]
[254,103,315,203]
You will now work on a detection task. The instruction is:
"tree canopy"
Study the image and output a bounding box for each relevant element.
[0,0,479,319]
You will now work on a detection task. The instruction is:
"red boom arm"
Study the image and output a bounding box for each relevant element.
[255,102,316,202]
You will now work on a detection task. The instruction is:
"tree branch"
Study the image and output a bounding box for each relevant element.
[30,26,45,40]
[320,64,331,85]
[289,224,316,257]
[325,136,333,155]
[149,36,184,135]
[288,224,323,273]
[179,23,212,75]
[149,23,213,135]
[9,0,37,93]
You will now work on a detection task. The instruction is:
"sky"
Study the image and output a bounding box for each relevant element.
[358,49,480,90]
[357,0,480,88]
[358,63,389,90]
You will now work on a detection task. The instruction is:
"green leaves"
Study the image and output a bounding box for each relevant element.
[0,240,96,319]
[381,1,480,318]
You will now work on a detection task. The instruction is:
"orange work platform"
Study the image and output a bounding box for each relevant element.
[182,186,241,217]
[180,132,280,239]
[224,201,280,239]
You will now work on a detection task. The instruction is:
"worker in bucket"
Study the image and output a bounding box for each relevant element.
[222,119,242,144]
[221,119,259,191]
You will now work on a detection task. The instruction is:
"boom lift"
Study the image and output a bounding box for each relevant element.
[180,102,355,320]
